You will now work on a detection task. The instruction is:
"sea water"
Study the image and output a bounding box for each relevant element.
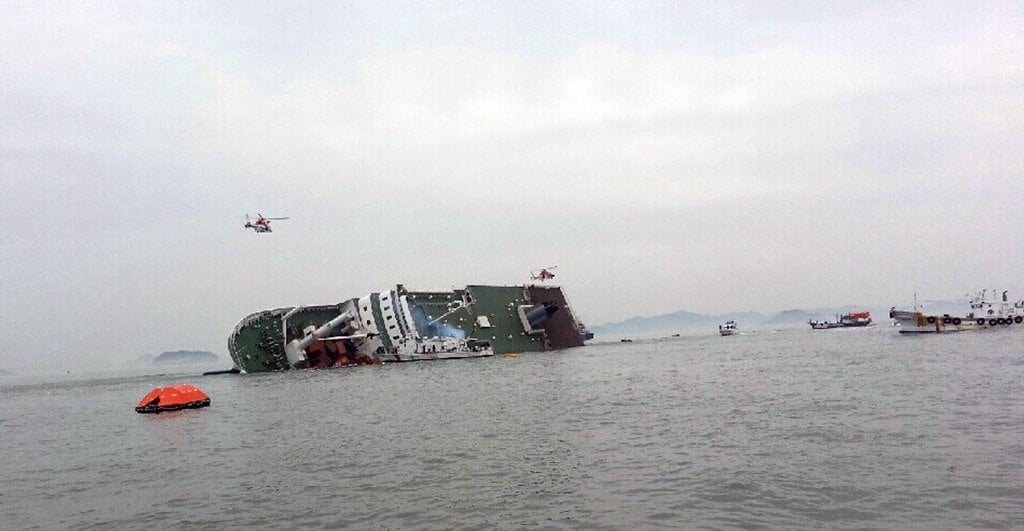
[1,327,1022,529]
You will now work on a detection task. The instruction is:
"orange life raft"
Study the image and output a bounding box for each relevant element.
[135,384,211,414]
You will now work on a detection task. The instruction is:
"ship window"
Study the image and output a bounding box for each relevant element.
[383,306,391,311]
[366,320,372,325]
[386,315,393,320]
[392,335,400,340]
[389,325,396,330]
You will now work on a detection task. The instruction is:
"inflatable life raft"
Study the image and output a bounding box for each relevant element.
[135,384,211,414]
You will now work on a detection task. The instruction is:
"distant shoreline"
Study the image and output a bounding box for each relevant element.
[137,350,221,365]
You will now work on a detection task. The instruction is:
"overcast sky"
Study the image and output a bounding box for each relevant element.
[2,1,1022,370]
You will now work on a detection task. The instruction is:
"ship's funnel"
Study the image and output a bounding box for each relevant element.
[525,303,560,328]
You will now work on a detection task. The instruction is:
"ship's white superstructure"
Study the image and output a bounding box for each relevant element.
[271,287,495,371]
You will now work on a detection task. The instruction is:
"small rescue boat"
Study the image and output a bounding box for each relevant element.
[135,384,211,414]
[719,320,738,336]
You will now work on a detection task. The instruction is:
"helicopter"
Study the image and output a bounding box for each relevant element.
[244,213,289,233]
[530,266,558,281]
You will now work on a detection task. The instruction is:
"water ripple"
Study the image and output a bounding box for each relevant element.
[2,329,1023,528]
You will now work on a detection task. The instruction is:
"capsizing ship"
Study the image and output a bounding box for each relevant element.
[228,284,590,373]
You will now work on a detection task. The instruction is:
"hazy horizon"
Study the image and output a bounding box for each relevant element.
[3,1,1022,370]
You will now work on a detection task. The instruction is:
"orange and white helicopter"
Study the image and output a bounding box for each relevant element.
[244,213,289,233]
[530,266,558,282]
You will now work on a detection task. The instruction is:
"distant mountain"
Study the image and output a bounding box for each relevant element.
[590,310,768,337]
[591,305,887,338]
[764,309,813,324]
[146,350,220,364]
[0,369,10,377]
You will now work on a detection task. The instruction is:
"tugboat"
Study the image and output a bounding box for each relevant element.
[890,289,1024,333]
[719,320,738,336]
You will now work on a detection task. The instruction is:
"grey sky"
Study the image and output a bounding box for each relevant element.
[2,1,1022,370]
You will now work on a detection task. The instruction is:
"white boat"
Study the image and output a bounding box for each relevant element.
[719,320,738,336]
[889,289,1024,333]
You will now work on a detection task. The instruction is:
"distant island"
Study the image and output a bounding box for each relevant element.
[0,369,10,377]
[136,350,220,365]
[591,305,894,338]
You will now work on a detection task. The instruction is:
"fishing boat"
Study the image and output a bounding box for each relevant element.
[890,289,1024,333]
[840,311,872,327]
[809,311,872,330]
[719,320,738,336]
